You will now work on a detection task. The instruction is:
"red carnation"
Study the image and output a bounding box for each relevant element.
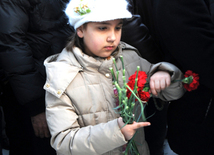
[182,70,199,91]
[127,71,149,101]
[128,71,147,88]
[126,83,134,99]
[138,90,150,102]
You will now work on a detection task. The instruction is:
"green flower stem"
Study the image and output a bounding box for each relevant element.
[109,67,116,82]
[112,58,119,83]
[120,56,125,70]
[129,66,140,103]
[122,98,129,121]
[124,131,139,155]
[182,76,193,84]
[122,76,127,88]
[113,58,118,71]
[126,85,146,122]
[116,71,119,83]
[172,76,193,84]
[119,56,126,77]
[110,57,144,155]
[114,82,122,106]
[123,103,135,124]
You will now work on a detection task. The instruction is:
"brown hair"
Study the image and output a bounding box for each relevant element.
[66,24,87,52]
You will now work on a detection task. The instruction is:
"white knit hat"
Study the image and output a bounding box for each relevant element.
[65,0,132,29]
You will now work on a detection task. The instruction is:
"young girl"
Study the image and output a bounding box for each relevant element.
[44,0,185,154]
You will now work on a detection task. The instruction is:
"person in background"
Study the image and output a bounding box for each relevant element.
[135,0,214,154]
[0,0,74,154]
[43,0,185,154]
[0,83,2,155]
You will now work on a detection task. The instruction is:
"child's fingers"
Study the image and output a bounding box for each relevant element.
[154,79,161,90]
[165,77,171,87]
[149,80,158,96]
[132,121,151,130]
[150,72,171,95]
[160,78,167,90]
[117,117,125,128]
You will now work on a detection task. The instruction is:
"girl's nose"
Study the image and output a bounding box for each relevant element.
[107,30,116,42]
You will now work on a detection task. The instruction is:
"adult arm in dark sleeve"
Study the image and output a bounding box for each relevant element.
[0,0,49,138]
[154,0,214,91]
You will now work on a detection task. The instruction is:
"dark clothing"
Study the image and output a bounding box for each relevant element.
[135,0,214,154]
[122,15,163,63]
[0,0,74,154]
[0,97,2,155]
[0,0,74,116]
[1,83,55,155]
[143,99,168,155]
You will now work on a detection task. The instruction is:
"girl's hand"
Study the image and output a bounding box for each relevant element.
[149,71,171,96]
[117,117,151,141]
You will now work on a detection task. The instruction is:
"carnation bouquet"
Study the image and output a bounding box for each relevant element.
[109,56,199,155]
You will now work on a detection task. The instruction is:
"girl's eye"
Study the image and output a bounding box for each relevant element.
[115,26,122,31]
[98,27,107,30]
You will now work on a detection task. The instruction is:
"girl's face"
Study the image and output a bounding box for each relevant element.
[77,19,123,58]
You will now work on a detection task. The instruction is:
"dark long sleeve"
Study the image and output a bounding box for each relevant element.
[151,1,214,154]
[0,1,45,116]
[154,0,214,91]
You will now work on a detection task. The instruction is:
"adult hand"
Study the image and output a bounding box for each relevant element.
[31,112,50,138]
[149,71,171,96]
[117,117,151,141]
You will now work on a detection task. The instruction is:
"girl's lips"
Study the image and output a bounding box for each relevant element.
[105,46,114,50]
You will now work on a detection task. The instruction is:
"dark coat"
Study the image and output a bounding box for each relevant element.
[120,0,163,64]
[121,15,163,63]
[0,0,74,116]
[135,0,214,154]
